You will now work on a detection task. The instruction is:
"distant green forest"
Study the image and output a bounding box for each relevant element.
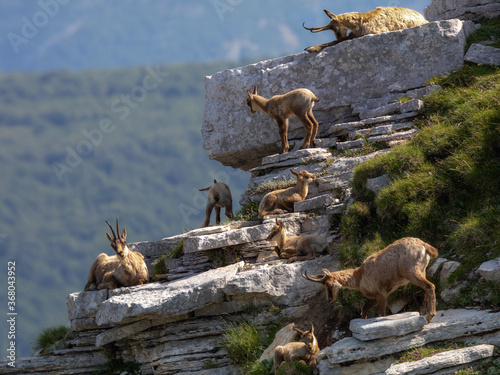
[0,62,250,357]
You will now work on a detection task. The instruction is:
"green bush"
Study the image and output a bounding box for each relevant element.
[32,325,73,355]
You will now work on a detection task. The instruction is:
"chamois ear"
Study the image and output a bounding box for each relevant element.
[323,268,332,277]
[275,218,279,224]
[106,232,113,242]
[253,84,257,95]
[324,9,337,20]
[294,327,306,336]
[310,323,314,334]
[121,227,127,240]
[290,168,299,177]
[213,179,217,183]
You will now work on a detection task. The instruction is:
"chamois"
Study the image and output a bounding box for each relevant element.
[84,218,149,291]
[274,324,319,373]
[302,237,438,322]
[258,169,316,219]
[246,85,320,154]
[199,179,233,227]
[303,7,428,52]
[268,219,328,261]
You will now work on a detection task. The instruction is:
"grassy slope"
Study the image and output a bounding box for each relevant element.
[340,54,500,315]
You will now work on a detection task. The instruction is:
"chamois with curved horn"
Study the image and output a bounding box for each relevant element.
[246,85,320,154]
[302,237,438,322]
[84,217,149,291]
[303,7,428,52]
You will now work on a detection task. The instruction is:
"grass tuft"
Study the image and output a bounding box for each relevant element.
[32,325,73,355]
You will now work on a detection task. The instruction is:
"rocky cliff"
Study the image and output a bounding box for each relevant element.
[3,4,500,375]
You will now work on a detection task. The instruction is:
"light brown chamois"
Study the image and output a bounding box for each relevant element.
[84,218,149,291]
[274,323,319,373]
[199,179,233,227]
[258,169,316,219]
[302,237,438,322]
[303,7,428,52]
[268,219,328,261]
[246,85,320,154]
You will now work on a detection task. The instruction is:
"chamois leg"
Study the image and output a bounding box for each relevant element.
[306,109,319,147]
[215,206,221,226]
[98,272,118,290]
[274,346,285,373]
[276,118,289,153]
[305,40,342,53]
[408,274,436,322]
[225,202,233,220]
[203,204,213,227]
[375,294,388,317]
[297,112,313,149]
[361,299,377,318]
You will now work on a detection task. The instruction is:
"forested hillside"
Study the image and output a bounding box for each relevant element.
[0,62,250,356]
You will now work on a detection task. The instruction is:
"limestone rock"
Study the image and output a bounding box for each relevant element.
[259,323,298,362]
[67,289,108,321]
[349,312,427,341]
[439,261,461,283]
[366,175,391,195]
[318,309,500,366]
[294,194,336,212]
[428,258,448,277]
[478,257,500,282]
[385,344,494,375]
[425,0,500,21]
[202,20,469,170]
[465,43,500,66]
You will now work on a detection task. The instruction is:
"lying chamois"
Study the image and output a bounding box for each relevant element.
[84,218,149,291]
[303,7,428,52]
[258,169,316,219]
[268,219,328,261]
[199,179,233,227]
[246,85,320,154]
[302,237,438,322]
[274,324,319,373]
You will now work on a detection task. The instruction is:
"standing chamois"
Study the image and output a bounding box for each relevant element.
[268,219,328,261]
[302,237,438,322]
[258,169,316,219]
[199,179,233,227]
[303,7,428,52]
[246,85,320,154]
[84,217,149,291]
[274,323,319,373]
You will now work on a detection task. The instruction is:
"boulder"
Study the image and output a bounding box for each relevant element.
[465,43,500,66]
[478,257,500,282]
[366,174,392,195]
[425,0,500,21]
[349,312,427,341]
[202,20,470,170]
[259,323,298,362]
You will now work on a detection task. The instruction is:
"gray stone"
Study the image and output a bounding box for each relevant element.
[359,102,400,120]
[465,43,500,66]
[96,319,152,347]
[315,137,338,148]
[183,222,276,253]
[349,122,415,138]
[202,20,469,170]
[400,99,424,113]
[294,194,336,212]
[428,258,448,278]
[441,282,467,303]
[367,128,419,143]
[440,261,461,283]
[349,312,427,341]
[318,309,500,366]
[261,148,329,166]
[259,323,297,362]
[337,139,366,150]
[478,257,500,282]
[425,0,500,21]
[385,344,494,375]
[67,289,108,321]
[366,175,392,195]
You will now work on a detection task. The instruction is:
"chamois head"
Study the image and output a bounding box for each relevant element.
[302,269,341,302]
[302,9,348,40]
[291,169,316,184]
[295,323,318,354]
[105,217,129,259]
[245,84,259,113]
[267,218,285,241]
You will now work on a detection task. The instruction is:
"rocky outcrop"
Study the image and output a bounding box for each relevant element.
[203,19,472,170]
[425,0,500,21]
[465,43,500,66]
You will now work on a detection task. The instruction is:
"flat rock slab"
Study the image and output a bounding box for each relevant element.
[385,344,494,375]
[478,257,500,282]
[319,309,500,366]
[183,222,275,253]
[465,43,500,66]
[350,312,427,341]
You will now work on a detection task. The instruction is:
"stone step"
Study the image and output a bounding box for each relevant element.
[348,121,415,138]
[367,128,419,143]
[251,149,331,172]
[294,193,338,212]
[349,312,427,341]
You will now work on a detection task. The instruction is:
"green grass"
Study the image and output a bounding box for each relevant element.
[465,18,500,49]
[339,61,500,309]
[395,342,473,364]
[222,320,264,366]
[32,325,74,355]
[152,241,184,276]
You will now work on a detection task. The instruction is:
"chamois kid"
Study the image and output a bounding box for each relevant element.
[303,237,438,322]
[274,324,319,373]
[268,219,328,261]
[246,85,320,154]
[258,169,316,219]
[303,7,428,52]
[199,179,233,227]
[84,218,149,291]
